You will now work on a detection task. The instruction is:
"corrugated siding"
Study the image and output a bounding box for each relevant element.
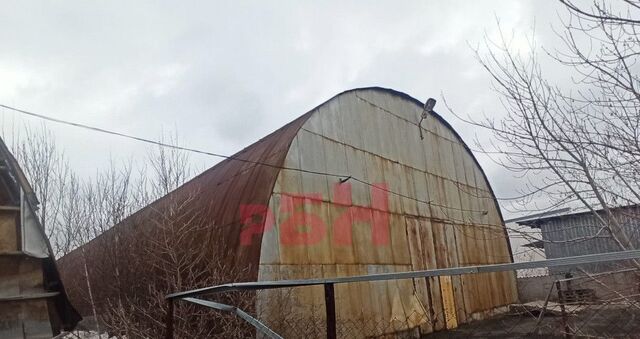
[541,207,640,274]
[258,89,516,338]
[57,87,514,338]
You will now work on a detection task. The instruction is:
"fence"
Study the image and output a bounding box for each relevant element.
[164,250,640,338]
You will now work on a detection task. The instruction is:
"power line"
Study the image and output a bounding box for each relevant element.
[0,103,491,215]
[0,104,245,161]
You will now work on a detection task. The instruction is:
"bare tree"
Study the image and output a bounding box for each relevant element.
[453,0,640,253]
[13,125,73,256]
[98,190,254,338]
[148,131,191,199]
[67,136,253,338]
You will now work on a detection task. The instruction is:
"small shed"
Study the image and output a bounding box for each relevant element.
[518,205,640,274]
[60,87,516,337]
[0,137,80,338]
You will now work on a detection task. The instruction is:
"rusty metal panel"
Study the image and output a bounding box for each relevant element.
[359,108,387,163]
[336,96,366,152]
[60,107,314,315]
[380,160,403,215]
[297,130,331,199]
[423,131,443,178]
[397,166,419,217]
[343,148,371,207]
[319,100,346,143]
[388,214,410,265]
[439,275,458,329]
[461,146,478,189]
[306,200,334,264]
[443,179,464,222]
[272,136,302,195]
[265,88,514,335]
[451,143,468,187]
[438,139,458,182]
[258,198,281,265]
[59,88,514,337]
[320,138,349,184]
[426,174,445,220]
[405,218,434,334]
[411,170,431,218]
[405,215,443,331]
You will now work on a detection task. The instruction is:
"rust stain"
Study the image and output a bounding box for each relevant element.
[58,88,516,338]
[439,275,458,329]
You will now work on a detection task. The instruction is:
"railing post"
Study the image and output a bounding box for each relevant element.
[324,283,336,339]
[165,298,174,339]
[555,280,571,338]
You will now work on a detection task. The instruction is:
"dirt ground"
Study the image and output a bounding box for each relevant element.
[425,304,640,338]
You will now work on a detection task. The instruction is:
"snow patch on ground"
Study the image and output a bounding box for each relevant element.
[59,331,120,339]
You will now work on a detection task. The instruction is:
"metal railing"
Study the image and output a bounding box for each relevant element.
[164,249,640,339]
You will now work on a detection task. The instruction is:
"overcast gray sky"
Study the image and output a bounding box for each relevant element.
[0,0,569,217]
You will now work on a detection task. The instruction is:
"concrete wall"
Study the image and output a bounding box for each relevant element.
[517,270,639,303]
[507,222,547,278]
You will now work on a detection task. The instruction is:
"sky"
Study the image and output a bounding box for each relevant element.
[0,0,570,218]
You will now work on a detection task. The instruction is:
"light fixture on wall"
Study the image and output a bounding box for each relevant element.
[419,98,436,140]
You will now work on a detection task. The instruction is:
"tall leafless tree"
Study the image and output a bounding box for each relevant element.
[13,125,73,257]
[454,0,640,253]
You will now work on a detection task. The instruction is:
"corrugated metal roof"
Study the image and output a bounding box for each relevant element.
[59,87,509,315]
[518,204,639,228]
[505,207,572,224]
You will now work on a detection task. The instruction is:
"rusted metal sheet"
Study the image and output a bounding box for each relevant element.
[439,275,458,329]
[60,88,514,338]
[258,89,516,337]
[59,108,314,316]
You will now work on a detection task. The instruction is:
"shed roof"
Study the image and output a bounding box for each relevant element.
[517,204,640,228]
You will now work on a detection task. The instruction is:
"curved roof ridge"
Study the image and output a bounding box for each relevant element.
[61,87,508,281]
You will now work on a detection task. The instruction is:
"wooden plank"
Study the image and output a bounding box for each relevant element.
[422,218,445,331]
[0,213,18,252]
[439,275,458,329]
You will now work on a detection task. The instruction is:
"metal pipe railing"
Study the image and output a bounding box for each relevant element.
[164,249,640,339]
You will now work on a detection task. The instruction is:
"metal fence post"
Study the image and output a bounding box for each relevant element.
[165,298,174,339]
[555,280,571,338]
[324,283,336,339]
